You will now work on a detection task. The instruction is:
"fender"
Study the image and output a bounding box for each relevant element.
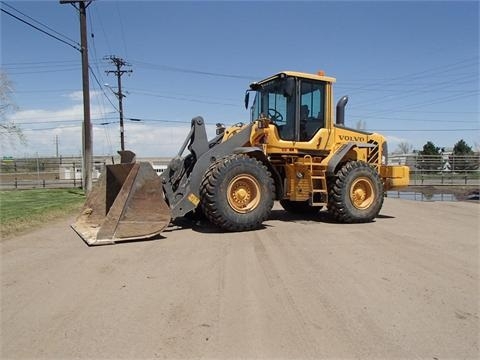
[326,142,376,176]
[234,147,283,200]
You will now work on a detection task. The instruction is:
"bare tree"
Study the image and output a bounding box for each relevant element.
[396,141,413,154]
[0,71,25,144]
[474,141,480,153]
[355,120,366,131]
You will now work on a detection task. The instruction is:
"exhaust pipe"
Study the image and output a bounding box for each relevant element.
[336,96,349,126]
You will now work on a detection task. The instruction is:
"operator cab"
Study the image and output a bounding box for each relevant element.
[246,72,332,142]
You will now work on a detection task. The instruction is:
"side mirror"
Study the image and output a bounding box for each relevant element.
[244,91,250,109]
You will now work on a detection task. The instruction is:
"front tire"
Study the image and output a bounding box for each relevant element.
[328,161,384,223]
[200,154,275,231]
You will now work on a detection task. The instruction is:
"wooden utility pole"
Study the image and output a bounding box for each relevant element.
[59,0,92,193]
[105,56,132,151]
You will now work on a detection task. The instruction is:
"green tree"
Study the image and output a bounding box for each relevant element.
[420,141,441,155]
[449,139,479,171]
[453,139,473,155]
[416,141,444,171]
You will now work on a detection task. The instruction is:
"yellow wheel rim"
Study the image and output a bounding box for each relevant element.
[350,177,375,210]
[227,174,261,213]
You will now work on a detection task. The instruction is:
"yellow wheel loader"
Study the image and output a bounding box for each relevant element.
[72,71,409,245]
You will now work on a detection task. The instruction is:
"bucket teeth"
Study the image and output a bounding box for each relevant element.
[72,162,171,246]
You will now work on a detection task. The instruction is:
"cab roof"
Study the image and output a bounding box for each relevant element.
[256,71,336,85]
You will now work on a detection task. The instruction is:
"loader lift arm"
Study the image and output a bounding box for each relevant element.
[160,116,255,219]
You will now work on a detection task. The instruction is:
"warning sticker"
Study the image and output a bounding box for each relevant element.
[188,193,200,206]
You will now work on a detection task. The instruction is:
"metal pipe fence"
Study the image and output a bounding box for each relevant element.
[0,156,107,190]
[389,154,480,186]
[1,154,479,190]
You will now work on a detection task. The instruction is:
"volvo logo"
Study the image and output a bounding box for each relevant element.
[339,135,366,142]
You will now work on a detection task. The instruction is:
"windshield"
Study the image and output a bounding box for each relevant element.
[250,78,296,140]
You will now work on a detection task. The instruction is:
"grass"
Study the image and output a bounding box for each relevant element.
[0,188,85,239]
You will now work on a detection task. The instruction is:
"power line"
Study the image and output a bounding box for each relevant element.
[89,5,112,55]
[351,89,479,119]
[354,109,479,115]
[348,73,477,109]
[132,60,258,80]
[14,88,79,94]
[129,90,238,107]
[114,1,129,58]
[2,62,81,70]
[0,7,81,52]
[1,1,79,45]
[336,58,478,115]
[125,117,237,127]
[341,57,478,86]
[88,64,120,112]
[6,68,80,75]
[349,115,478,123]
[2,60,80,66]
[14,117,117,125]
[370,128,479,132]
[128,87,238,102]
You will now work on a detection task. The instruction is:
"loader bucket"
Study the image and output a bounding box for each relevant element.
[72,162,171,246]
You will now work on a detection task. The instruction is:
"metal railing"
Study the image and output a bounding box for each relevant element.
[0,157,107,190]
[389,154,480,186]
[1,154,479,190]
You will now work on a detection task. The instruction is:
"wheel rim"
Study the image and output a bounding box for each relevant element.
[350,177,375,210]
[227,174,261,213]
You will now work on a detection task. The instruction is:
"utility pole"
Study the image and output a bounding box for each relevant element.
[105,56,132,151]
[59,0,92,193]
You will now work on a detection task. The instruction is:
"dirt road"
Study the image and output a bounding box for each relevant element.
[1,198,479,359]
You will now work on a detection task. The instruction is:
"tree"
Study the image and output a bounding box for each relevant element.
[474,141,480,153]
[395,141,413,154]
[420,141,441,155]
[416,141,444,171]
[355,120,366,131]
[0,71,25,144]
[449,139,479,171]
[453,139,473,155]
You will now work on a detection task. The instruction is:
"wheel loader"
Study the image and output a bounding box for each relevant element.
[72,71,409,245]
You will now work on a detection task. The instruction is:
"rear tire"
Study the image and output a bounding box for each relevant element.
[200,154,275,231]
[328,161,384,223]
[279,199,322,214]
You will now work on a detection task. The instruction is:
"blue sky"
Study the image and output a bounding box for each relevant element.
[1,0,479,157]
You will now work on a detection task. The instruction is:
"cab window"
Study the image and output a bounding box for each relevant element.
[300,80,325,141]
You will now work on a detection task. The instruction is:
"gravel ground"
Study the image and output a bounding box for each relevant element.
[1,198,479,359]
